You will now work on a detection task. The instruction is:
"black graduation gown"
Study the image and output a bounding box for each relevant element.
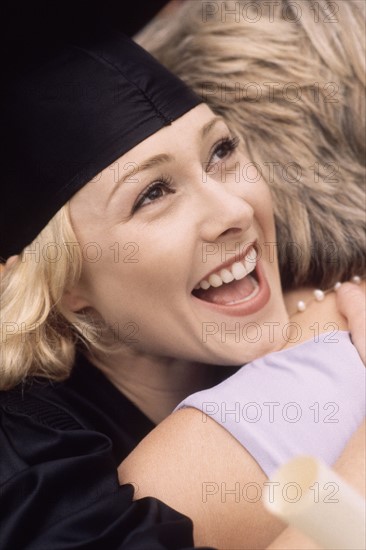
[0,353,214,549]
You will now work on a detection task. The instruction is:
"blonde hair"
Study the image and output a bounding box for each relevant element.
[1,0,365,388]
[0,205,110,390]
[137,0,366,289]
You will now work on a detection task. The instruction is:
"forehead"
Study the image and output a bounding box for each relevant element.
[70,104,222,202]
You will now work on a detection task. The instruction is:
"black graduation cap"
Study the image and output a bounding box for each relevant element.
[1,20,201,260]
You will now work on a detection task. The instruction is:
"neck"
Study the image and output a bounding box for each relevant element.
[89,349,238,424]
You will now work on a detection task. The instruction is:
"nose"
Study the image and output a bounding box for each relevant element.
[196,175,254,242]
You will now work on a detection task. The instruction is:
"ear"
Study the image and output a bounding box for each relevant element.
[62,287,91,313]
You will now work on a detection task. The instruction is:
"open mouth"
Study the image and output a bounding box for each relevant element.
[192,245,259,305]
[191,243,270,316]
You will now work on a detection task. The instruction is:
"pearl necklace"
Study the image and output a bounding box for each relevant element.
[295,275,362,313]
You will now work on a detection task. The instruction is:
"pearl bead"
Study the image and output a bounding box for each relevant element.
[292,278,363,317]
[313,289,325,301]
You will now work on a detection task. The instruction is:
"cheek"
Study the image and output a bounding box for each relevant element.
[80,232,190,316]
[246,178,275,235]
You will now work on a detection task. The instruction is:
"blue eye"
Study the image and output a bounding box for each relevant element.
[132,175,175,212]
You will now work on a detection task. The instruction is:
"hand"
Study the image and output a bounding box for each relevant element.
[336,281,366,364]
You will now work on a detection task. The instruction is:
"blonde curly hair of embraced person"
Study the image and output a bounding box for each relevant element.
[137,0,366,290]
[1,0,365,390]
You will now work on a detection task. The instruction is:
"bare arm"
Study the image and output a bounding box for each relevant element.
[119,282,365,549]
[119,407,287,549]
[119,412,365,549]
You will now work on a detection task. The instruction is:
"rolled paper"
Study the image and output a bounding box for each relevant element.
[262,455,366,550]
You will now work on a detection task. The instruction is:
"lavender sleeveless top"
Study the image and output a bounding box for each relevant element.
[175,331,365,477]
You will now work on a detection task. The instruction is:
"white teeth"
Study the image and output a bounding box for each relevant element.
[231,261,247,280]
[220,268,235,284]
[244,248,257,275]
[194,246,257,291]
[200,280,210,290]
[208,273,223,287]
[250,247,258,262]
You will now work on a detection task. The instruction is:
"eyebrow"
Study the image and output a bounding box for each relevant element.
[106,116,226,205]
[121,153,172,185]
[201,116,226,139]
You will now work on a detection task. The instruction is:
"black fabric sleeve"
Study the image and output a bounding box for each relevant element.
[0,407,213,549]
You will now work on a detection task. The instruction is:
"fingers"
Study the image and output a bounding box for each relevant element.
[335,282,366,364]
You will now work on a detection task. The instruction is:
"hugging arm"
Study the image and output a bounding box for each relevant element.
[119,283,365,549]
[119,407,287,549]
[119,411,365,549]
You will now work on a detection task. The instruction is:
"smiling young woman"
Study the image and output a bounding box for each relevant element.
[63,104,289,381]
[0,15,364,550]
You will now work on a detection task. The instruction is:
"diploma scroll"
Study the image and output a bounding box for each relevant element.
[263,455,365,550]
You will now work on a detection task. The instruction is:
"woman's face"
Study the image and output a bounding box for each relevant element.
[67,103,289,365]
